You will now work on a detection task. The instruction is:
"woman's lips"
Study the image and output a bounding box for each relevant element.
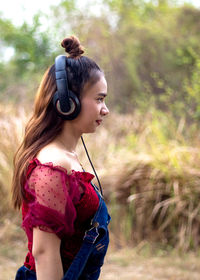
[96,120,102,125]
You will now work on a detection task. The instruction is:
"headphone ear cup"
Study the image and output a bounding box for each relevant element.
[53,90,81,120]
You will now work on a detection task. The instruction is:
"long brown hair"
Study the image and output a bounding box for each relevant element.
[11,35,103,209]
[12,65,64,209]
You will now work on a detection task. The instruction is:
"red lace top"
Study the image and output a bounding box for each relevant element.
[22,158,99,272]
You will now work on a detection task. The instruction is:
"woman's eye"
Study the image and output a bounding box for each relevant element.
[97,98,104,102]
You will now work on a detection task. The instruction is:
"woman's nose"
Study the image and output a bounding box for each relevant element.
[101,104,109,116]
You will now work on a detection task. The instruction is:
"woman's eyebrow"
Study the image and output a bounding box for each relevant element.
[97,93,107,97]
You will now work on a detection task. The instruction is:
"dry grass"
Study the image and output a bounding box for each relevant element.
[0,104,27,215]
[0,216,27,280]
[110,158,200,251]
[1,232,200,280]
[100,246,200,280]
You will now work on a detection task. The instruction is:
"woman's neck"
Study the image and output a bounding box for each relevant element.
[54,121,82,153]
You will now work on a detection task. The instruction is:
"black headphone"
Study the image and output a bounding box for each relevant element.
[53,55,81,120]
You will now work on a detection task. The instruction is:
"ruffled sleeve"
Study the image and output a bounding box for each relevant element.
[22,159,94,240]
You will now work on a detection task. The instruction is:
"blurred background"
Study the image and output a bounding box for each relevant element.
[1,0,200,279]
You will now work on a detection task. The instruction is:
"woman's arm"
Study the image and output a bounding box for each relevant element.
[32,227,63,280]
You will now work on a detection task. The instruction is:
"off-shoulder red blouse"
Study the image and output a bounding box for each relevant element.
[22,158,99,272]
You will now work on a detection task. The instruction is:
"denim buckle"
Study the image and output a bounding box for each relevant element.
[84,225,99,244]
[92,221,99,228]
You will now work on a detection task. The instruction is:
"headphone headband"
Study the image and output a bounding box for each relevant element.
[55,55,70,112]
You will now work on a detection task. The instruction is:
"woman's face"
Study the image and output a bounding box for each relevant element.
[72,75,109,133]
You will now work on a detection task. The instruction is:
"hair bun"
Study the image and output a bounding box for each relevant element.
[61,35,84,59]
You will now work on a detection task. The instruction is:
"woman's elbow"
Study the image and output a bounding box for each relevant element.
[32,244,46,260]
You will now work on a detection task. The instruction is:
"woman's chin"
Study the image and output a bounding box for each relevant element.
[82,127,97,134]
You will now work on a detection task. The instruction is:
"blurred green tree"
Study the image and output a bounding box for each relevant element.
[1,0,200,120]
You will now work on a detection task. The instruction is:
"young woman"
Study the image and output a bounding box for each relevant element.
[12,35,110,280]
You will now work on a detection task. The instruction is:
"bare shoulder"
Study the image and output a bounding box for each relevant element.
[36,144,72,174]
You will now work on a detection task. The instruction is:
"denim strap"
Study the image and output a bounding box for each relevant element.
[62,227,99,280]
[62,192,105,280]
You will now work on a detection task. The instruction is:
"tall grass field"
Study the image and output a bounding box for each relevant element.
[1,104,200,253]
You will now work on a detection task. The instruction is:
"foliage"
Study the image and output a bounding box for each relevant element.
[0,14,55,72]
[0,1,200,118]
[0,14,56,102]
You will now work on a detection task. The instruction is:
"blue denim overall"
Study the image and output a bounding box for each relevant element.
[15,184,110,280]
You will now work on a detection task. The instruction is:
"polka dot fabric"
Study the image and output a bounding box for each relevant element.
[22,158,99,272]
[29,165,68,214]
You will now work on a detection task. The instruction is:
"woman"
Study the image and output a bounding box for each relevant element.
[12,35,110,280]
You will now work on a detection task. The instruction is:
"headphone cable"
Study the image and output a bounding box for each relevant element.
[81,136,103,197]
